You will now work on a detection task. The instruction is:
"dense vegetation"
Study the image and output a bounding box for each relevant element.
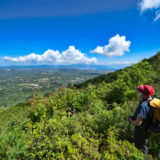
[0,68,110,108]
[0,52,160,159]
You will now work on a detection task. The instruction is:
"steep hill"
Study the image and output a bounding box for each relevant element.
[0,52,160,159]
[76,52,160,89]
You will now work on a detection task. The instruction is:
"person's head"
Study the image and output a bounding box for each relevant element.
[136,85,155,100]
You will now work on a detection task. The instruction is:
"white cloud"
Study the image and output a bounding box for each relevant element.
[90,46,104,55]
[139,0,160,21]
[61,46,97,64]
[139,0,160,12]
[154,9,160,21]
[3,46,97,65]
[90,34,131,57]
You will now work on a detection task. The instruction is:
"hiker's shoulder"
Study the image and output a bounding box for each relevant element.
[140,100,150,108]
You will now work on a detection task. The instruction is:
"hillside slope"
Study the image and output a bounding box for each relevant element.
[76,52,160,89]
[0,52,160,159]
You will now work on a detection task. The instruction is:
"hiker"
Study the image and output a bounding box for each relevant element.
[128,85,155,157]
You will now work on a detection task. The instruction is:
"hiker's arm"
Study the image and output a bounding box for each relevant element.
[128,116,143,126]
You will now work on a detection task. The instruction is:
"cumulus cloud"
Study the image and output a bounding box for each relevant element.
[90,34,131,57]
[90,46,104,55]
[139,0,160,21]
[61,46,97,64]
[3,46,97,65]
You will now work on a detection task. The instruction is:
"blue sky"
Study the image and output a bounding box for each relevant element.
[0,0,160,69]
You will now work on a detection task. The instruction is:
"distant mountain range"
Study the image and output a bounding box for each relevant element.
[0,64,119,71]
